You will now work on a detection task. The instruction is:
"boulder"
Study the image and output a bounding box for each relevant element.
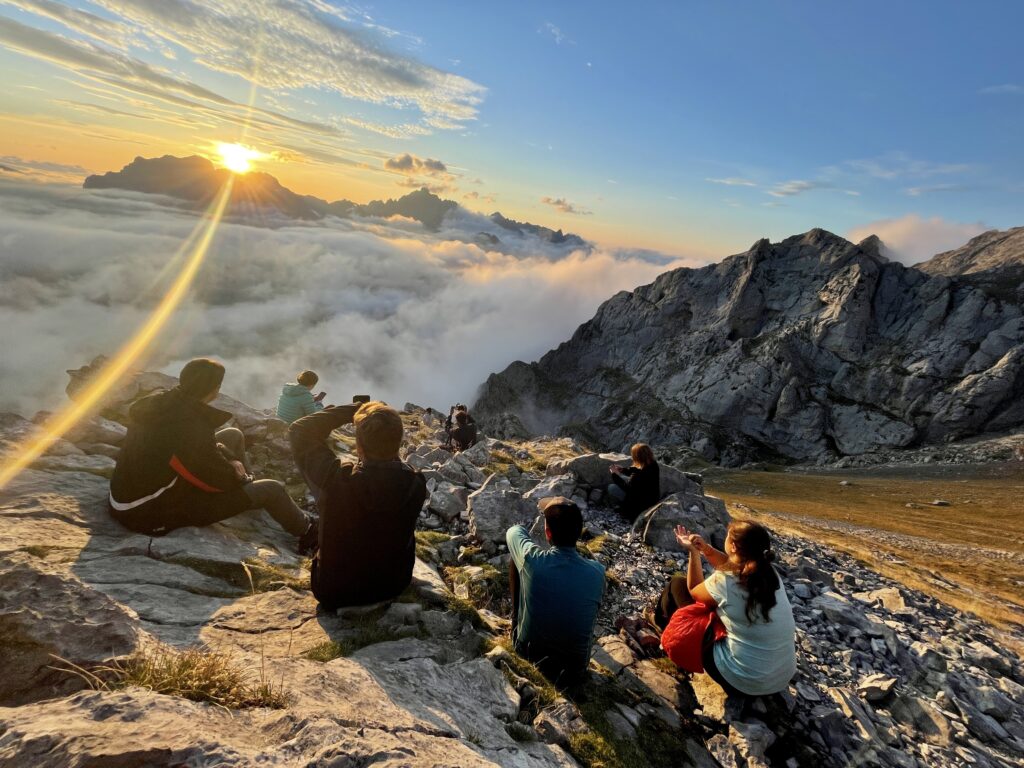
[631,490,730,551]
[428,482,469,523]
[524,474,578,502]
[890,694,954,746]
[0,559,143,705]
[0,412,82,458]
[659,464,704,496]
[545,452,629,486]
[858,674,898,703]
[458,440,491,467]
[65,416,127,447]
[467,474,537,544]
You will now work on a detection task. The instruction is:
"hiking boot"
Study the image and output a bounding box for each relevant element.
[641,604,663,636]
[298,518,319,555]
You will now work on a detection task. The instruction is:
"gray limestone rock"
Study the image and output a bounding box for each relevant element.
[631,490,730,551]
[474,228,1024,462]
[468,474,537,544]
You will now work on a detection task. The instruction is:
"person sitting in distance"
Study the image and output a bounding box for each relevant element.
[655,520,796,697]
[506,497,606,686]
[451,408,478,452]
[276,369,326,425]
[109,358,316,551]
[289,401,426,609]
[607,442,661,521]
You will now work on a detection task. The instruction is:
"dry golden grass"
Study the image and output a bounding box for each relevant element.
[52,646,289,710]
[705,462,1024,641]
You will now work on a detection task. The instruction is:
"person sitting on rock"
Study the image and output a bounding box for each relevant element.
[506,497,606,686]
[276,369,326,425]
[654,520,796,697]
[109,358,317,551]
[450,408,478,452]
[607,442,661,521]
[289,400,427,609]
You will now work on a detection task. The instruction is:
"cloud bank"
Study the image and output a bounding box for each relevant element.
[847,214,988,266]
[0,180,697,417]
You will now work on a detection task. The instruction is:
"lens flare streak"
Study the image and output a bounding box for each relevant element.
[0,179,235,489]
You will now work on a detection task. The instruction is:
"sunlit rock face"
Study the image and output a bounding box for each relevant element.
[474,228,1024,465]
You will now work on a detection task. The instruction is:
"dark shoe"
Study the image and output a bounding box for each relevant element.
[298,519,319,556]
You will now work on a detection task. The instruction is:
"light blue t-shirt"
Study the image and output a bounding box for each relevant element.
[704,568,796,696]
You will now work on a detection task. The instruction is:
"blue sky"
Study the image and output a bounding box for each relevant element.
[1,0,1022,259]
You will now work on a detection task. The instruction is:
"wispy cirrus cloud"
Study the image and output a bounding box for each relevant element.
[767,179,819,197]
[541,196,591,215]
[0,0,486,148]
[846,152,972,180]
[706,177,757,187]
[905,183,967,197]
[979,83,1024,95]
[540,22,571,45]
[0,0,133,49]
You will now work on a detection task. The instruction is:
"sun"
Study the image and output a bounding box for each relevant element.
[216,142,262,174]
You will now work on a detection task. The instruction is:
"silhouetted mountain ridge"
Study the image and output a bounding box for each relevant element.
[83,155,584,243]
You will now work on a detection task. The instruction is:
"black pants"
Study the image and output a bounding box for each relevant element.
[656,574,743,697]
[118,429,308,537]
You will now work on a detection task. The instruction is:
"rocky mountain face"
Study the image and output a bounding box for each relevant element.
[917,227,1024,277]
[3,366,1023,767]
[474,229,1024,466]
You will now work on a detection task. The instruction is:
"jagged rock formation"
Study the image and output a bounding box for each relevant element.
[474,229,1024,465]
[491,213,587,248]
[3,367,1023,767]
[917,227,1024,277]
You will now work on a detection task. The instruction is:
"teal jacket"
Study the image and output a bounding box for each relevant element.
[276,383,325,424]
[507,525,605,682]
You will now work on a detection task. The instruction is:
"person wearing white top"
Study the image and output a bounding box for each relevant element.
[660,520,797,696]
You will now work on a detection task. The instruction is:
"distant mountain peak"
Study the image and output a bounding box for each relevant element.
[81,155,584,243]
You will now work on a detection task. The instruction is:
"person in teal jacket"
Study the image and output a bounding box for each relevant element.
[277,370,326,424]
[507,496,605,686]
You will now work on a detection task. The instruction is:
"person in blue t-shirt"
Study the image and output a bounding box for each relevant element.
[506,496,606,686]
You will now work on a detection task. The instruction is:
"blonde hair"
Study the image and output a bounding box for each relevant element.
[354,401,403,460]
[631,443,655,468]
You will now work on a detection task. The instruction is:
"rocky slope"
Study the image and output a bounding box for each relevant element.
[917,227,1024,277]
[474,229,1024,466]
[3,366,1023,767]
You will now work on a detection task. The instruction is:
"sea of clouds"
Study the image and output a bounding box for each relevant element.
[0,179,701,417]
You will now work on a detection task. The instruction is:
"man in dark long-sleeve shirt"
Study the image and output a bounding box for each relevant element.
[289,401,426,609]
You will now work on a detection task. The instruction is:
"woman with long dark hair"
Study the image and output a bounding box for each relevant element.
[654,520,796,696]
[607,442,661,521]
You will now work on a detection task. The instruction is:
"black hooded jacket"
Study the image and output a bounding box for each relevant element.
[289,406,427,608]
[109,388,246,530]
[611,461,661,521]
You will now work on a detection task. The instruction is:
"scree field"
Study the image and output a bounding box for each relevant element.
[705,462,1024,642]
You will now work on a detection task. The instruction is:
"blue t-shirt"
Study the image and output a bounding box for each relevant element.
[506,525,605,673]
[705,568,797,696]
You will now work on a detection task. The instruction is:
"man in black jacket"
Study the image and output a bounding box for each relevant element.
[108,358,314,549]
[289,401,427,609]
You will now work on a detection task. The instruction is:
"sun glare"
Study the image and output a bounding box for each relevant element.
[216,142,262,174]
